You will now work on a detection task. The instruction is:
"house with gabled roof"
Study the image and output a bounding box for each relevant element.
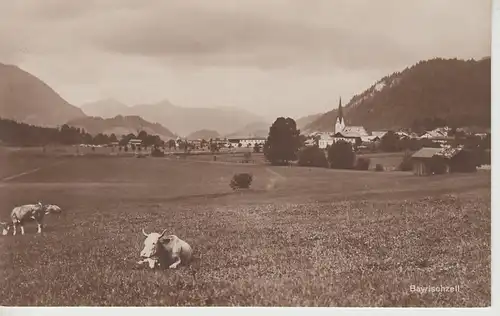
[411,146,476,176]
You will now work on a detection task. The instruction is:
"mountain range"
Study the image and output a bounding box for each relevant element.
[304,57,491,133]
[186,129,220,140]
[81,99,268,137]
[225,121,270,138]
[66,115,177,139]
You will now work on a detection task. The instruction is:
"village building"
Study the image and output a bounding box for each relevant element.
[240,137,266,147]
[411,146,476,176]
[128,139,142,146]
[371,131,388,138]
[227,137,265,148]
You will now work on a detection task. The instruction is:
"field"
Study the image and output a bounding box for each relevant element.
[0,149,491,307]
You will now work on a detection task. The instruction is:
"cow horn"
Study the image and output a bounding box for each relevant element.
[142,228,149,237]
[159,229,168,238]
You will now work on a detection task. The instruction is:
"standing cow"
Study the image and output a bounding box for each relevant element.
[5,202,62,235]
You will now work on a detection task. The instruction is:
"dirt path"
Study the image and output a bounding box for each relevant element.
[1,160,67,182]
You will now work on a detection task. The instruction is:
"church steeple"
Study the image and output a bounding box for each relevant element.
[334,96,345,134]
[337,97,343,124]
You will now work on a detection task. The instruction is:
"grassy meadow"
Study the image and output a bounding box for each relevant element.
[0,148,491,306]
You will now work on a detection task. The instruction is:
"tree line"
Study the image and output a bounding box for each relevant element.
[0,118,165,148]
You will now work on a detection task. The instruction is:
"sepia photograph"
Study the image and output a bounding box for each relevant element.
[0,0,495,311]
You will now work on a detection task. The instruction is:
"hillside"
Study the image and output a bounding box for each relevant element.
[225,121,270,138]
[295,113,323,131]
[67,115,176,139]
[187,129,220,140]
[81,99,130,119]
[304,57,491,132]
[0,63,86,126]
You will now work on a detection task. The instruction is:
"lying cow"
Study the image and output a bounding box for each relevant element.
[137,228,193,269]
[6,202,62,235]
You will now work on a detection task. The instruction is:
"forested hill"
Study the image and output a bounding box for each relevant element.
[305,57,491,132]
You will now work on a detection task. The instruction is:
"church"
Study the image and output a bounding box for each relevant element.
[318,97,369,149]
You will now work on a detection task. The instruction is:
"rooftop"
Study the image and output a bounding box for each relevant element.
[411,147,444,159]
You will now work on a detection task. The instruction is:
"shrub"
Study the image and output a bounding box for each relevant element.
[327,141,355,169]
[230,173,253,190]
[375,164,384,172]
[398,151,413,171]
[298,146,328,168]
[354,157,371,170]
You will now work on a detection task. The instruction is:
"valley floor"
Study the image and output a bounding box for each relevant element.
[0,153,491,306]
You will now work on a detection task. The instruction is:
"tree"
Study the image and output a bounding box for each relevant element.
[298,146,328,168]
[253,143,261,153]
[201,139,208,148]
[93,133,109,145]
[264,117,301,165]
[138,130,148,141]
[210,142,219,153]
[380,131,401,152]
[167,139,176,149]
[109,133,118,143]
[327,140,355,169]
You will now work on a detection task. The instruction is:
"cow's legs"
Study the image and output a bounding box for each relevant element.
[169,256,181,269]
[148,259,157,269]
[12,223,17,236]
[137,258,158,269]
[36,220,43,233]
[20,225,25,235]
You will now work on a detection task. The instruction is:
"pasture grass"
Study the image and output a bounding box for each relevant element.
[0,154,490,306]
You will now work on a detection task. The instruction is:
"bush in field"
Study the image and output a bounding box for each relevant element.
[375,164,384,172]
[327,140,355,169]
[298,146,328,168]
[354,157,371,170]
[230,173,253,190]
[398,151,413,171]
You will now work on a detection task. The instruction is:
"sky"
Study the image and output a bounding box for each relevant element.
[0,0,492,120]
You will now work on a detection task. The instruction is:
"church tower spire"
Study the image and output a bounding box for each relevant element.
[337,97,343,124]
[334,97,345,134]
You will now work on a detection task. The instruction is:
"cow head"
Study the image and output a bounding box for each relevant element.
[44,204,62,215]
[140,228,168,259]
